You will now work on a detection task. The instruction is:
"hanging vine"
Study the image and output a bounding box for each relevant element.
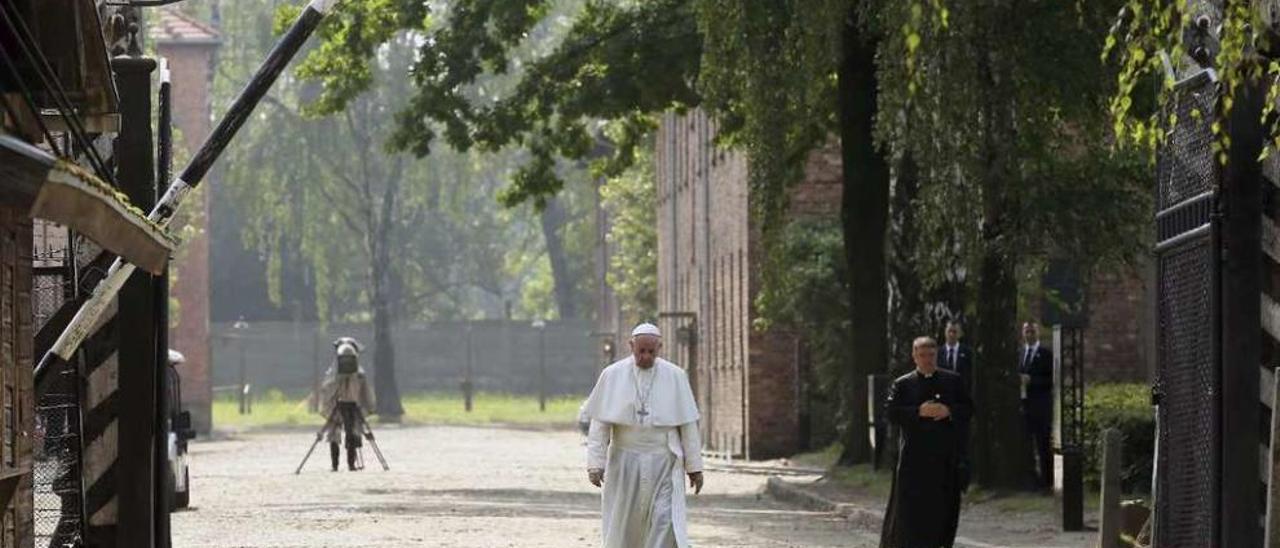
[1102,0,1280,162]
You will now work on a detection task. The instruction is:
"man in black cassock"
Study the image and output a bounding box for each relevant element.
[881,336,973,548]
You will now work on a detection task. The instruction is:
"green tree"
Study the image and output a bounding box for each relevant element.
[878,0,1150,489]
[223,32,425,418]
[600,128,658,323]
[214,2,594,418]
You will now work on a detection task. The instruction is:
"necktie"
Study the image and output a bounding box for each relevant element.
[949,347,956,369]
[1023,346,1032,368]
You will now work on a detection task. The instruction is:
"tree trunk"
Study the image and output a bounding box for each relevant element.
[370,266,404,420]
[970,29,1032,489]
[888,152,927,357]
[835,10,889,465]
[370,166,405,420]
[540,196,579,319]
[971,247,1027,489]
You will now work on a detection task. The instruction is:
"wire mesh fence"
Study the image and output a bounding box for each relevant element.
[32,222,83,547]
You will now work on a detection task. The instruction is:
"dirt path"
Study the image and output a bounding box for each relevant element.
[172,425,875,547]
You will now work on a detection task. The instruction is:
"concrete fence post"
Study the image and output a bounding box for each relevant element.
[1098,428,1123,548]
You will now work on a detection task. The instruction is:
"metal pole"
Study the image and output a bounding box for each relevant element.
[1053,325,1085,531]
[238,338,246,415]
[113,51,158,548]
[538,325,546,412]
[154,57,173,548]
[464,324,473,412]
[34,0,341,380]
[1098,428,1123,548]
[311,331,320,413]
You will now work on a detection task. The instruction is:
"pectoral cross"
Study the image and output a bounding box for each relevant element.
[637,406,649,422]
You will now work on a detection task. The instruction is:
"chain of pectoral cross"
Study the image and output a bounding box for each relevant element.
[633,367,655,422]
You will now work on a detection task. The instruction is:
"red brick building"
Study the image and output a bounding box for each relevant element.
[655,110,840,459]
[151,8,219,434]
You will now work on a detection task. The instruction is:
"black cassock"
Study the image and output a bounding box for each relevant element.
[880,368,973,548]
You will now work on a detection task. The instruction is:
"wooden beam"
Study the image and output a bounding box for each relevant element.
[111,55,157,548]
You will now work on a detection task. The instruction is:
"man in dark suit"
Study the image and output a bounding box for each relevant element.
[937,319,973,492]
[937,320,974,394]
[1019,321,1054,490]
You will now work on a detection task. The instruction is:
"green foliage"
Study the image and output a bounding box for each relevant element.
[215,0,595,323]
[292,0,700,207]
[880,0,1148,272]
[754,218,847,445]
[695,0,845,225]
[1102,1,1280,162]
[1084,383,1154,494]
[876,0,1153,489]
[600,128,658,323]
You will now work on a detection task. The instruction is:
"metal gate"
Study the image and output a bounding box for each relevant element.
[32,222,83,547]
[1153,68,1220,547]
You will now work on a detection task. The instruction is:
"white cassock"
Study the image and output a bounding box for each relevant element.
[583,356,702,548]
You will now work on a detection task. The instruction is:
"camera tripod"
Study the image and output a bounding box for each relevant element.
[294,400,389,474]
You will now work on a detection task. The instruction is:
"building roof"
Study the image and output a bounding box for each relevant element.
[0,135,174,275]
[149,8,221,46]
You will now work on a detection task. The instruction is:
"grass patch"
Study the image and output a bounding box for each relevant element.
[965,488,1056,513]
[790,444,843,469]
[827,464,895,499]
[963,487,1104,514]
[213,390,582,430]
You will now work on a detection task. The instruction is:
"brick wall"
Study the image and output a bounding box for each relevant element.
[658,111,751,456]
[1,208,34,547]
[747,330,800,460]
[790,139,843,219]
[157,43,216,433]
[656,110,841,459]
[1083,264,1152,383]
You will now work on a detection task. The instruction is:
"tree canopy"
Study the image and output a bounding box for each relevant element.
[290,0,700,206]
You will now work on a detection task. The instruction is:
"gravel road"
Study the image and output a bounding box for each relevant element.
[172,425,877,547]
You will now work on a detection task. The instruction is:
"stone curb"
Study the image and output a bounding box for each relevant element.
[765,476,1008,548]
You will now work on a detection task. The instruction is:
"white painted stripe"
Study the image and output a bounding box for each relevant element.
[1263,294,1280,345]
[1264,445,1271,486]
[85,354,116,411]
[1265,216,1280,264]
[307,0,338,14]
[153,177,191,225]
[1265,366,1275,410]
[83,420,117,489]
[49,259,134,359]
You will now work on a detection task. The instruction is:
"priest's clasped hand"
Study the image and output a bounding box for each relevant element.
[688,472,704,494]
[588,468,605,487]
[917,401,951,420]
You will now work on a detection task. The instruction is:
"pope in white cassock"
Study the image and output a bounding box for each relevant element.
[583,323,704,548]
